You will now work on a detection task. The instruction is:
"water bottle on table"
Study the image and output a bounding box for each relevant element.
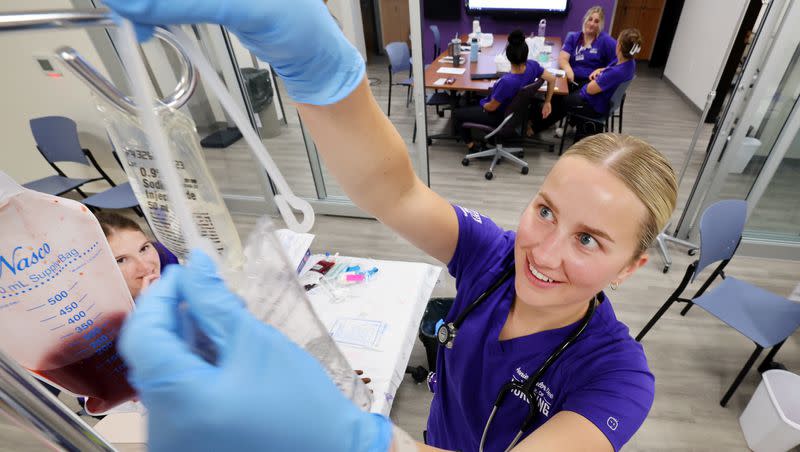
[449,38,462,66]
[538,19,547,38]
[470,37,479,62]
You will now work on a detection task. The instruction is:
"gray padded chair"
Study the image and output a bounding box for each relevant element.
[636,199,800,407]
[384,42,413,116]
[24,116,110,197]
[26,116,141,215]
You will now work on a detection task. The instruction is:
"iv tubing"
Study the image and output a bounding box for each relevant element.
[167,26,315,233]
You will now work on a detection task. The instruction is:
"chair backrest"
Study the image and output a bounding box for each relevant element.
[30,116,89,165]
[499,79,545,136]
[694,199,748,279]
[430,25,441,58]
[608,77,633,114]
[385,42,411,74]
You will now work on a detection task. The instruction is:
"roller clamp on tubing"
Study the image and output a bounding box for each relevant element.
[0,9,314,233]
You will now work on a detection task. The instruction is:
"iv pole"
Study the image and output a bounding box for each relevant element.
[654,90,714,273]
[655,1,753,273]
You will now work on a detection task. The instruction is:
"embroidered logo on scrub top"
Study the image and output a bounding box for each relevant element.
[510,367,554,417]
[458,206,483,224]
[607,416,619,431]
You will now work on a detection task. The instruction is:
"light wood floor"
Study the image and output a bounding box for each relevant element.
[3,62,799,450]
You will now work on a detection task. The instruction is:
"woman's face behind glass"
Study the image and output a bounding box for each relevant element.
[108,229,161,299]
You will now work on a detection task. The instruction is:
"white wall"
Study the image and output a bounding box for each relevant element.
[664,0,748,110]
[0,1,123,189]
[327,0,368,60]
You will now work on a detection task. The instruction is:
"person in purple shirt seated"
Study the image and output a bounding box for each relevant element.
[559,6,618,92]
[531,29,640,138]
[453,30,556,152]
[96,211,178,299]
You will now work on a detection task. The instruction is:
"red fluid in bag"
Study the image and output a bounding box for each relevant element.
[33,312,136,414]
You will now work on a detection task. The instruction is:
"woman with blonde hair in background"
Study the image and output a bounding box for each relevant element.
[560,6,618,91]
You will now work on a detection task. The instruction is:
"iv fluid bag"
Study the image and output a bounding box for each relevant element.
[98,97,244,269]
[238,217,373,410]
[0,171,136,414]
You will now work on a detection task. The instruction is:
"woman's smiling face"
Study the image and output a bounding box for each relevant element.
[108,229,161,299]
[513,155,649,311]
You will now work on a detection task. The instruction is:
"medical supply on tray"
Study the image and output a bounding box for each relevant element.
[330,318,386,350]
[0,171,136,415]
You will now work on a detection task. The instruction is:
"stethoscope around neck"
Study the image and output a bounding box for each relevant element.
[435,264,599,452]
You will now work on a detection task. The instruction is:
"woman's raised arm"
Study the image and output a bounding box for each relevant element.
[297,80,458,264]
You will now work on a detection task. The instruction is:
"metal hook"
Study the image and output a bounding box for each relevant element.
[0,9,196,113]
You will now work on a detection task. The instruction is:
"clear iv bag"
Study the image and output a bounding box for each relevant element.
[98,97,244,269]
[238,217,373,409]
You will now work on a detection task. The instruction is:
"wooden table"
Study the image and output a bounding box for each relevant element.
[424,34,568,94]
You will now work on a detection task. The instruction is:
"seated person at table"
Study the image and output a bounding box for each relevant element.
[453,29,555,151]
[96,211,178,298]
[531,28,640,139]
[560,5,617,91]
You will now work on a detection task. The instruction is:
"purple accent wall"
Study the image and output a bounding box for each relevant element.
[421,0,617,63]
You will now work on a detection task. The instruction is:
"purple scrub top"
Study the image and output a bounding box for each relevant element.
[425,205,655,452]
[154,241,179,269]
[562,31,618,81]
[480,60,544,114]
[580,59,635,115]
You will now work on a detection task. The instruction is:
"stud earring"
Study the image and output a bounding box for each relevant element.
[610,281,619,290]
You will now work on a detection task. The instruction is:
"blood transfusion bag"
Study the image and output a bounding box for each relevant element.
[0,172,136,414]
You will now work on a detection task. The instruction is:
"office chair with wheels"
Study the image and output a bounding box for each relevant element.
[558,78,633,154]
[460,80,554,180]
[636,199,800,407]
[384,42,413,117]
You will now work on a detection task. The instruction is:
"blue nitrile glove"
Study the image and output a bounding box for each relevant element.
[102,0,365,105]
[118,250,392,452]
